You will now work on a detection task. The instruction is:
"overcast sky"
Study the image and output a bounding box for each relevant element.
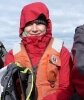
[0,0,84,51]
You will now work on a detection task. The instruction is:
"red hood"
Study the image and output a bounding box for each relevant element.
[19,2,52,37]
[20,2,52,66]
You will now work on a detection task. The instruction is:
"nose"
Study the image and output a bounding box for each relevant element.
[32,23,38,32]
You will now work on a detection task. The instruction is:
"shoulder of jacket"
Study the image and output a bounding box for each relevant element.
[12,42,21,55]
[52,37,64,53]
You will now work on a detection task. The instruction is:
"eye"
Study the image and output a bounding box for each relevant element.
[27,22,33,26]
[25,21,33,27]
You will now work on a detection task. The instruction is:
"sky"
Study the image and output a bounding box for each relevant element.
[0,0,84,51]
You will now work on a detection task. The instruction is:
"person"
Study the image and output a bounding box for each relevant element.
[0,41,7,68]
[4,2,73,100]
[71,24,84,100]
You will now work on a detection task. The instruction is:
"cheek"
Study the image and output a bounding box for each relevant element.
[24,26,32,31]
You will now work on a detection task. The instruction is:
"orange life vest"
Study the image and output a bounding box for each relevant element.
[13,38,63,100]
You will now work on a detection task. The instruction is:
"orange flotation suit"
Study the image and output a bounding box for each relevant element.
[13,38,63,100]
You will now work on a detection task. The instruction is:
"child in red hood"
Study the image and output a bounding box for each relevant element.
[4,2,73,100]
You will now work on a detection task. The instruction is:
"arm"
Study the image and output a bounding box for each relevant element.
[4,50,15,66]
[55,46,73,99]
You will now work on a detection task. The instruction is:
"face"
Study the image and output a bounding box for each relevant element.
[23,21,47,37]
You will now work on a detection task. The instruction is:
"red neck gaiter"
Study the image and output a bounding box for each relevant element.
[22,34,51,66]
